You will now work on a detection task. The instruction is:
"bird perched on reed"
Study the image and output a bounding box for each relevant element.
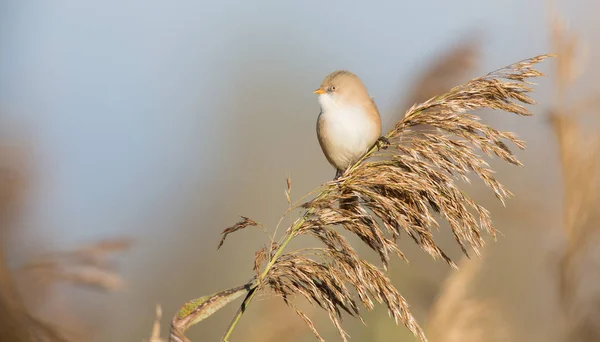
[314,70,388,209]
[314,70,386,179]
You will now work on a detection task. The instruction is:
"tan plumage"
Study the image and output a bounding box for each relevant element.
[314,70,382,179]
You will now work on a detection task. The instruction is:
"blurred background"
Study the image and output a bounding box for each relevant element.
[1,0,600,341]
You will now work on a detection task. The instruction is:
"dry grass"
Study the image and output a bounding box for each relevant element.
[548,11,600,342]
[145,305,167,342]
[17,238,132,292]
[0,148,65,342]
[0,252,68,342]
[426,256,509,342]
[552,109,600,341]
[0,146,131,341]
[198,54,552,342]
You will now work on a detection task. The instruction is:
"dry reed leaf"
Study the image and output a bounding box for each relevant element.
[171,283,255,342]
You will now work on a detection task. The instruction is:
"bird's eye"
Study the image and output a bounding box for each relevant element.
[330,86,337,91]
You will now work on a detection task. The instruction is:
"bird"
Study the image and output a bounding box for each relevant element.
[314,70,388,210]
[314,70,386,180]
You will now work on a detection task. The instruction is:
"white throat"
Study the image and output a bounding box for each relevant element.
[318,93,340,112]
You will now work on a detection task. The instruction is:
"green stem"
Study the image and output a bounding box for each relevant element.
[220,208,316,342]
[220,286,258,342]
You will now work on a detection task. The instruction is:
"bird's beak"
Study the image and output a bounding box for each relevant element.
[313,87,326,95]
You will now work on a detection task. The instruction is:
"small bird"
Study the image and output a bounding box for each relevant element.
[314,70,385,180]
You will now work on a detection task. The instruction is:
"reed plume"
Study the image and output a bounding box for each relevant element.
[171,54,551,342]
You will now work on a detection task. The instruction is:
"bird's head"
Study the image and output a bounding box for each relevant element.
[313,70,369,110]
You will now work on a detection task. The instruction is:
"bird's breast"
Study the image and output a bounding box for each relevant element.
[317,106,380,170]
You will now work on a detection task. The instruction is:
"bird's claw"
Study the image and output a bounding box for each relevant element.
[376,136,391,151]
[334,169,343,181]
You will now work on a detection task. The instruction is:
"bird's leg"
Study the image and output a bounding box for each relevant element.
[376,136,391,151]
[334,169,344,181]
